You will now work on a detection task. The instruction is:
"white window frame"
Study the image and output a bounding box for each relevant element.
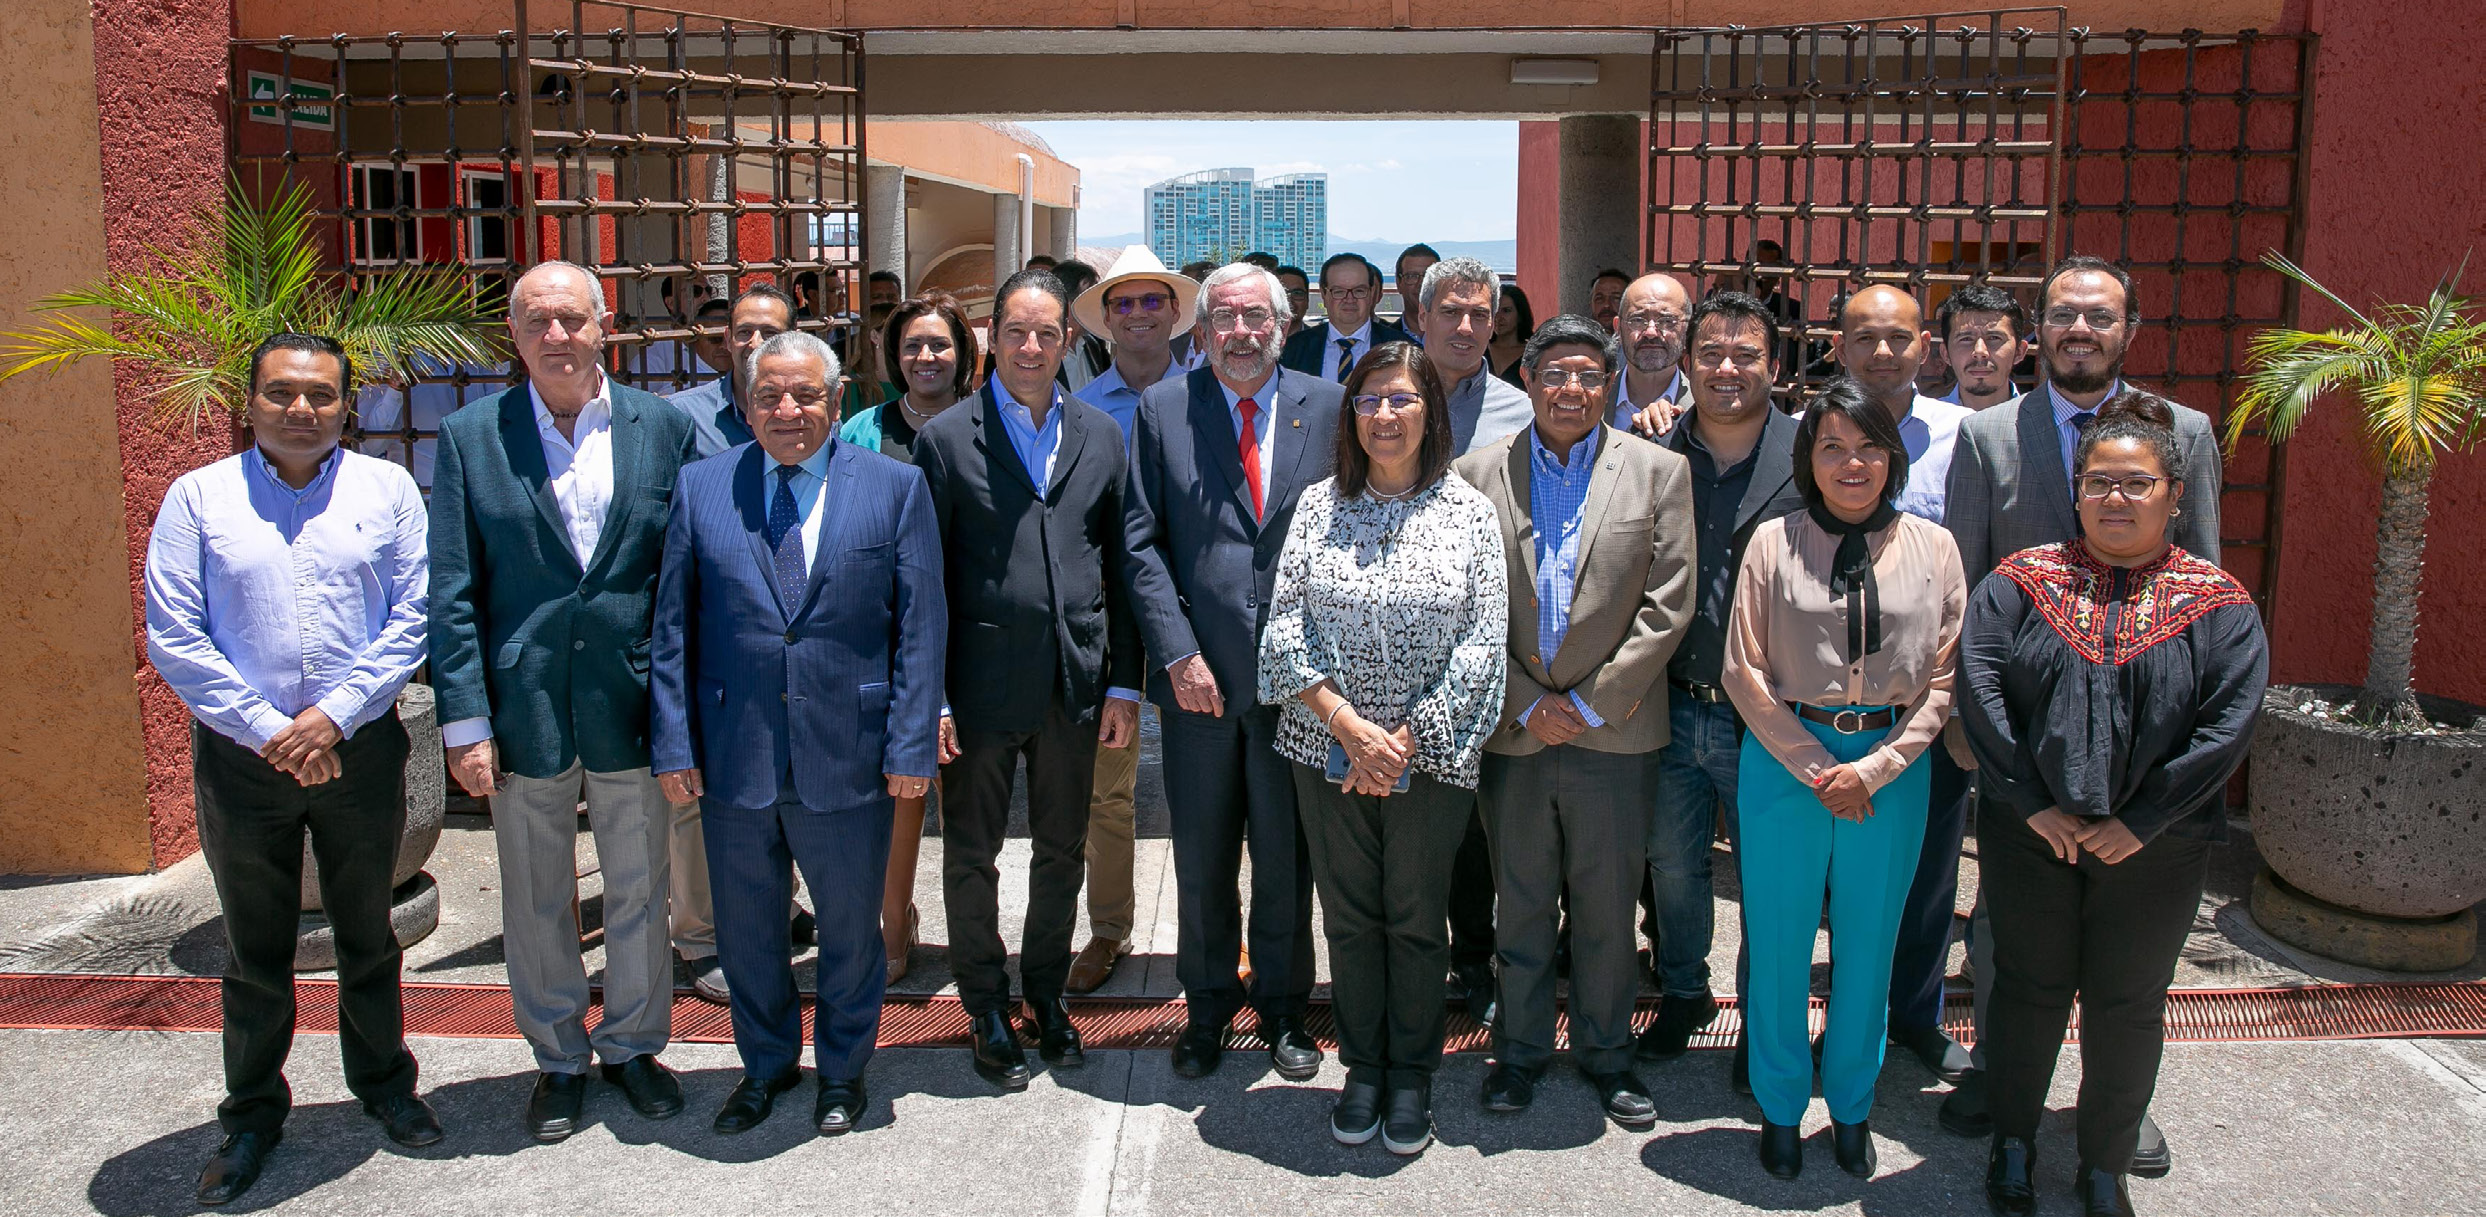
[459,168,512,265]
[348,161,423,267]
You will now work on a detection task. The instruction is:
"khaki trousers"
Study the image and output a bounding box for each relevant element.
[1084,729,1141,941]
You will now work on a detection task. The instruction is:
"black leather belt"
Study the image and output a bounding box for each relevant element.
[1671,679,1730,704]
[1790,703,1897,734]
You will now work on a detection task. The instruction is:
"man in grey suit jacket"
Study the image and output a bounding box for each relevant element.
[1936,256,2218,1178]
[1453,315,1696,1130]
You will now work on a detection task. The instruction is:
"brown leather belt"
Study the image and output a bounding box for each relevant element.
[1670,679,1731,704]
[1790,703,1897,734]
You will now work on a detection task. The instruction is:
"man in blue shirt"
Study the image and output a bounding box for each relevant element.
[146,333,444,1204]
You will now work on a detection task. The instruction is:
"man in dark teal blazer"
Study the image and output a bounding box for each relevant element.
[427,261,698,1144]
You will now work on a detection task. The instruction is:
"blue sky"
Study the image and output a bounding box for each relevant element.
[1023,120,1517,244]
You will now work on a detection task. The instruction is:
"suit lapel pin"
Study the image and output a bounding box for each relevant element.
[1292,419,1301,427]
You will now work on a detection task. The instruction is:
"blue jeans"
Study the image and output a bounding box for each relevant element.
[1647,697,1741,998]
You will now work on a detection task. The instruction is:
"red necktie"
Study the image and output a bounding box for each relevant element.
[1237,396,1265,520]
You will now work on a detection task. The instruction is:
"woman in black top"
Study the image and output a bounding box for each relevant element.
[1489,284,1536,387]
[1961,393,2268,1217]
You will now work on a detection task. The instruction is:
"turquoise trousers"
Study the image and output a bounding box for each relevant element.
[1735,713,1931,1125]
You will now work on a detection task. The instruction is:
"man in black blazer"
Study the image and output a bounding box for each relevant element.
[913,269,1144,1092]
[1279,253,1410,381]
[1123,263,1342,1080]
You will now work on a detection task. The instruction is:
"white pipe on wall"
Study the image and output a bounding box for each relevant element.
[1015,153,1036,269]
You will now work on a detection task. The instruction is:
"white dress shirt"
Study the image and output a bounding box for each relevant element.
[1320,320,1376,382]
[530,375,615,562]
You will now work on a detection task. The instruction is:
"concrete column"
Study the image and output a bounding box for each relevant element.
[866,163,907,291]
[1047,204,1076,262]
[1556,114,1641,317]
[992,191,1021,285]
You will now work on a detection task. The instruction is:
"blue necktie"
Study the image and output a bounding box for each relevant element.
[768,465,807,609]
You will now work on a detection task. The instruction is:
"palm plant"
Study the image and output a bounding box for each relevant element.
[2230,252,2486,728]
[0,176,502,429]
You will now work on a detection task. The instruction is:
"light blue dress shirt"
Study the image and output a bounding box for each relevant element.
[2040,378,2122,493]
[1891,392,1973,525]
[1611,368,1685,431]
[1072,363,1147,441]
[145,447,430,751]
[991,376,1065,493]
[771,441,838,567]
[1521,426,1606,729]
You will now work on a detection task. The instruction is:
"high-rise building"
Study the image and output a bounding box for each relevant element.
[1145,167,1326,270]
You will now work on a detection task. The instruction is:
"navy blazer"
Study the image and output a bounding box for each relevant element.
[1279,318,1415,379]
[913,385,1143,735]
[649,441,945,812]
[1122,365,1344,715]
[427,382,697,778]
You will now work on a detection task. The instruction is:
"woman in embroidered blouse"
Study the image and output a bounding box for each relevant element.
[1722,379,1967,1182]
[1258,341,1507,1157]
[1962,393,2266,1217]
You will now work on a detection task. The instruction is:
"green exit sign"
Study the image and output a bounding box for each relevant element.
[246,71,334,130]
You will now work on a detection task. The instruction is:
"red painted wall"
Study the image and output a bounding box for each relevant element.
[94,0,241,866]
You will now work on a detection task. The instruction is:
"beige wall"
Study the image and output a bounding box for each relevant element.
[0,0,153,874]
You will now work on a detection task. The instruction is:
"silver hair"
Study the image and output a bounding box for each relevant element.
[751,329,844,385]
[1417,256,1501,316]
[511,260,608,315]
[1193,263,1294,330]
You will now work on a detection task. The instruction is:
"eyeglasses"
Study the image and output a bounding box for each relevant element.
[2041,308,2128,330]
[1532,369,1611,392]
[2076,472,2165,500]
[1107,293,1171,315]
[1207,308,1276,332]
[754,388,832,409]
[1324,285,1373,302]
[258,387,340,409]
[1620,311,1686,334]
[1350,392,1425,416]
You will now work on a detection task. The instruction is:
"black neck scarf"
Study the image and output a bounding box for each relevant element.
[1809,502,1899,663]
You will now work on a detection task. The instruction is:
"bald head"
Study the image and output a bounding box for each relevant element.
[507,260,610,395]
[1834,284,1930,406]
[1618,274,1693,374]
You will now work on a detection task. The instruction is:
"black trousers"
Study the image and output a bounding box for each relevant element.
[1448,805,1496,971]
[1292,764,1472,1090]
[1982,800,2210,1171]
[192,713,418,1135]
[1163,705,1316,1027]
[1888,743,1974,1033]
[1478,745,1656,1074]
[941,699,1098,1015]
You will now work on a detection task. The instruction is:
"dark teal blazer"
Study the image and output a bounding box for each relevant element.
[427,382,699,778]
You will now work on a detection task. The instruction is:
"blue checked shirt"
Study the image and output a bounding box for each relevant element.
[1522,426,1606,729]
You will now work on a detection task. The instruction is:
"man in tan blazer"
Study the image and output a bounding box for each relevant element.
[1452,313,1697,1130]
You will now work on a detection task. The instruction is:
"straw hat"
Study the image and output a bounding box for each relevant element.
[1071,246,1201,337]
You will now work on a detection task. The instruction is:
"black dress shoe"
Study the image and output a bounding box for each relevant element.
[1170,1019,1226,1079]
[1986,1136,2039,1215]
[1635,988,1718,1062]
[2076,1164,2138,1216]
[971,1009,1031,1089]
[1381,1081,1432,1155]
[1731,1034,1753,1097]
[1942,1068,1995,1137]
[1451,961,1498,1025]
[814,1077,868,1136]
[790,905,818,947]
[1023,996,1085,1067]
[2130,1113,2172,1178]
[1831,1118,1876,1178]
[1261,1014,1322,1081]
[1758,1120,1803,1179]
[364,1092,445,1147]
[525,1071,588,1143]
[712,1070,801,1135]
[1332,1076,1384,1145]
[600,1053,685,1120]
[1586,1068,1657,1130]
[1480,1061,1540,1113]
[1891,1024,1974,1084]
[196,1130,279,1205]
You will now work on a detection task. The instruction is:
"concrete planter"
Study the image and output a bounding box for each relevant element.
[295,682,445,970]
[2246,683,2485,970]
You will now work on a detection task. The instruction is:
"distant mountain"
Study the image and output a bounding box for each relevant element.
[1082,233,1517,276]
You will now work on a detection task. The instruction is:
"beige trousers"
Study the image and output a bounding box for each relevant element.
[1084,730,1141,941]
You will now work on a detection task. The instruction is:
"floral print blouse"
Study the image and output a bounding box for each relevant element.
[1257,473,1509,789]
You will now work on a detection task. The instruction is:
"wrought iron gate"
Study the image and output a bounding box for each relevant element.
[229,2,865,481]
[1647,12,2314,611]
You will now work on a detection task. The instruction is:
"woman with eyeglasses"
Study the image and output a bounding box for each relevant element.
[1258,341,1507,1156]
[1964,392,2266,1217]
[1721,378,1966,1181]
[835,292,979,982]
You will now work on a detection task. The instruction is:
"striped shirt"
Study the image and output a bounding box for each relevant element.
[1525,425,1606,728]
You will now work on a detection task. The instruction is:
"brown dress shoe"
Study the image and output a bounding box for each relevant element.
[1065,936,1131,994]
[1237,944,1254,987]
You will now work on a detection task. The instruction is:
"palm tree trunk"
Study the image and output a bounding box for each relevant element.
[2356,462,2433,727]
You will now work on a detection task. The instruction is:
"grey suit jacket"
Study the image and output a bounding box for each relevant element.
[1455,425,1699,756]
[1944,383,2224,589]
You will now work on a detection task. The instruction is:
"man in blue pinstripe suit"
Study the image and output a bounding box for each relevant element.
[651,329,946,1139]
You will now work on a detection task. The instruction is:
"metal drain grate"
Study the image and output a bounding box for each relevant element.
[3,974,2481,1048]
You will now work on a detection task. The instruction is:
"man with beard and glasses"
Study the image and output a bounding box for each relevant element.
[1121,263,1344,1080]
[1933,283,2032,411]
[1616,273,1694,438]
[1937,254,2223,1177]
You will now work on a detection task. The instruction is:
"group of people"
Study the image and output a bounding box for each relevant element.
[147,240,2266,1216]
